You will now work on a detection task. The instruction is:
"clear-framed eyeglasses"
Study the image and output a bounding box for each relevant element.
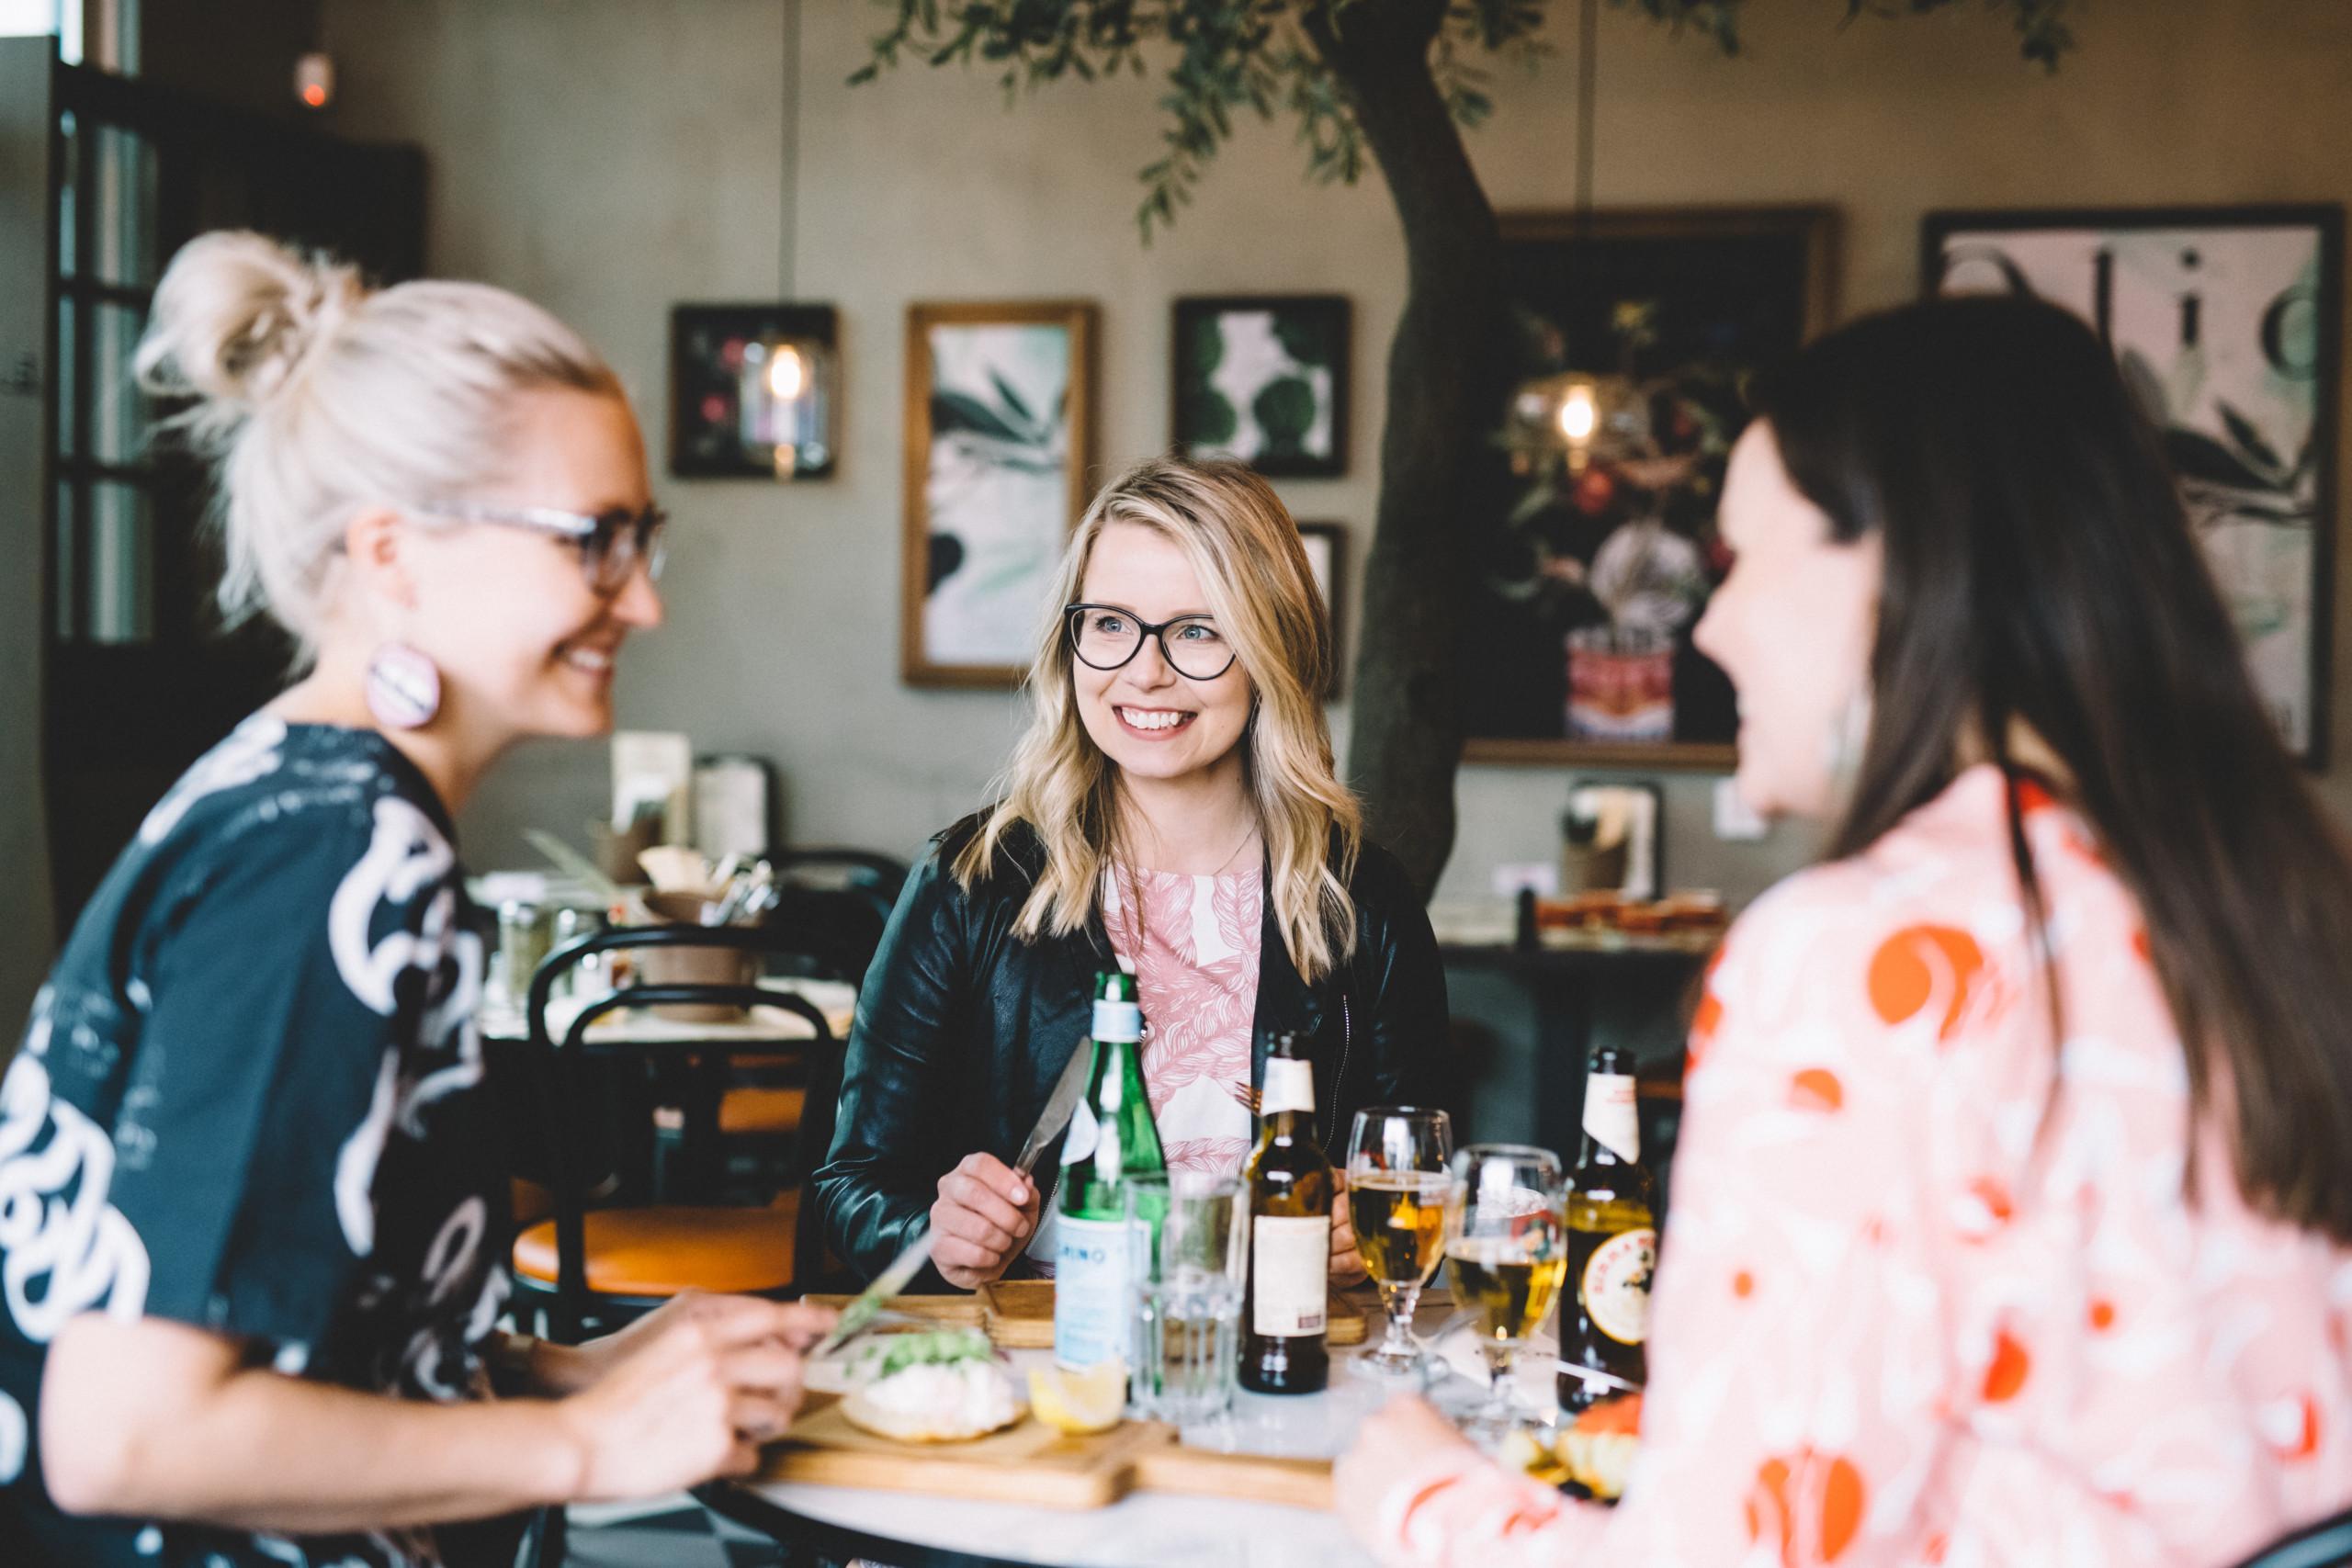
[1064,604,1238,682]
[414,501,669,595]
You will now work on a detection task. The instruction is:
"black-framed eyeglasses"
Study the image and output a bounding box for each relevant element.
[416,501,669,595]
[1064,604,1238,681]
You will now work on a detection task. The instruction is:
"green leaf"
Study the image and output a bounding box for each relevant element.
[2217,402,2286,479]
[933,389,1030,443]
[990,370,1037,426]
[1184,388,1240,446]
[2163,428,2275,495]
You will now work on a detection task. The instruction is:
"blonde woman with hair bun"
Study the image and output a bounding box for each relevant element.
[0,231,831,1567]
[817,456,1449,1292]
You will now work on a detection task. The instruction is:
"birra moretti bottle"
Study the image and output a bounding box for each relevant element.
[1052,971,1165,1371]
[1557,1046,1656,1416]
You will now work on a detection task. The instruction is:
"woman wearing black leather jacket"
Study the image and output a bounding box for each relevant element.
[815,457,1450,1290]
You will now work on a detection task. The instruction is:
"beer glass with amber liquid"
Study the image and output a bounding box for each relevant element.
[1444,1144,1567,1438]
[1344,1107,1453,1380]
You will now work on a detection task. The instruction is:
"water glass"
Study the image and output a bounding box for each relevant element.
[1125,1173,1247,1425]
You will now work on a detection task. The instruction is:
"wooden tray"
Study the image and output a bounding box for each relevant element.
[756,1394,1333,1510]
[979,1279,1368,1348]
[801,1292,986,1331]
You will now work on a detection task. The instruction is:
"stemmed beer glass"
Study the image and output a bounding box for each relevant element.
[1343,1107,1453,1380]
[1443,1143,1567,1438]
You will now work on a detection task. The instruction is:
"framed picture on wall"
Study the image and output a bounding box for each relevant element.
[1297,521,1345,698]
[1925,205,2345,765]
[1172,294,1350,478]
[669,302,839,479]
[1461,206,1838,767]
[901,300,1098,688]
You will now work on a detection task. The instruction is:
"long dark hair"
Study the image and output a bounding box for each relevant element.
[1758,293,2352,1245]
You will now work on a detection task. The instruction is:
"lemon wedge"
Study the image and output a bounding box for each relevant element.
[1026,1359,1126,1435]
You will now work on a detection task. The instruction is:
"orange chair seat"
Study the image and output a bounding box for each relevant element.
[720,1085,806,1136]
[513,1196,797,1297]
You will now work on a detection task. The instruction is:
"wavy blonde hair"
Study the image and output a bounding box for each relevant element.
[953,457,1362,981]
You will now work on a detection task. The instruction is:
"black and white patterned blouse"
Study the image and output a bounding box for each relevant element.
[0,716,516,1567]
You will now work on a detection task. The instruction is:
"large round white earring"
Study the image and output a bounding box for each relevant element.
[366,642,442,729]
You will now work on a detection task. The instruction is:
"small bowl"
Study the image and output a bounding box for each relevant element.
[635,892,760,1021]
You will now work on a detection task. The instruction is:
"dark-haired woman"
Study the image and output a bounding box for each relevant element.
[1339,294,2352,1565]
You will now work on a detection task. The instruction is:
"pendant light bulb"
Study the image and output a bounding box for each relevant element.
[1560,382,1599,443]
[766,344,807,400]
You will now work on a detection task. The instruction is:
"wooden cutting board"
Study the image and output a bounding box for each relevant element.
[801,1292,986,1331]
[757,1393,1172,1508]
[978,1278,1368,1348]
[755,1394,1332,1510]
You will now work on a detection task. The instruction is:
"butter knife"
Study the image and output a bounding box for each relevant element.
[814,1041,1096,1358]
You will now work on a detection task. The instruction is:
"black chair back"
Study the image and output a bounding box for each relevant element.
[524,923,842,1339]
[757,848,909,991]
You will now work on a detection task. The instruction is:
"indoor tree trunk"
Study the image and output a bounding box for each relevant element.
[1308,1,1510,899]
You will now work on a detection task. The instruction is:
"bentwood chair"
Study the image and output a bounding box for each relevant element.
[507,923,842,1344]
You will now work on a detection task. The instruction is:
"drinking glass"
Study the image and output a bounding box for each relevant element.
[1126,1173,1248,1424]
[1344,1107,1453,1380]
[1443,1143,1567,1439]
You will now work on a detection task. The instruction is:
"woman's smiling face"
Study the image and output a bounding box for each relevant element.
[1069,521,1253,784]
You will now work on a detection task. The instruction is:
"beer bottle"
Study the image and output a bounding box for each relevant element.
[1556,1045,1656,1416]
[1240,1031,1332,1394]
[1052,971,1166,1372]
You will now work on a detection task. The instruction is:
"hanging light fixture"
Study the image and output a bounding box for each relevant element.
[739,308,835,478]
[743,0,836,479]
[1527,0,1640,471]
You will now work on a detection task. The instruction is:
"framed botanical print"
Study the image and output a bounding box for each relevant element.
[1462,206,1838,766]
[901,300,1098,688]
[1172,294,1350,478]
[1925,206,2344,763]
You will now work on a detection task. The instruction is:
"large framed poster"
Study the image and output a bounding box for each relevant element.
[1926,206,2344,764]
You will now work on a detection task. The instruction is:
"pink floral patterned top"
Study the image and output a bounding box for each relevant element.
[1106,864,1263,1179]
[1374,766,2352,1568]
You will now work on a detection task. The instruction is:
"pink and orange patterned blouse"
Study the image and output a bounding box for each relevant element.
[1376,766,2352,1567]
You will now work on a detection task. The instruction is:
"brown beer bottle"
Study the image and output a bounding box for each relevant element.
[1557,1046,1656,1416]
[1240,1032,1332,1394]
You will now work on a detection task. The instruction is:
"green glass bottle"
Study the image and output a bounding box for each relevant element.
[1052,970,1167,1371]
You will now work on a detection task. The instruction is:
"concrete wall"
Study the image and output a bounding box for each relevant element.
[315,0,2352,908]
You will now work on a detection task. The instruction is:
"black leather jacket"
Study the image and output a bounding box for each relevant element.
[813,818,1451,1285]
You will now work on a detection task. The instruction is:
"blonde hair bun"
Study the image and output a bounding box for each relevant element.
[130,230,620,654]
[136,230,364,444]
